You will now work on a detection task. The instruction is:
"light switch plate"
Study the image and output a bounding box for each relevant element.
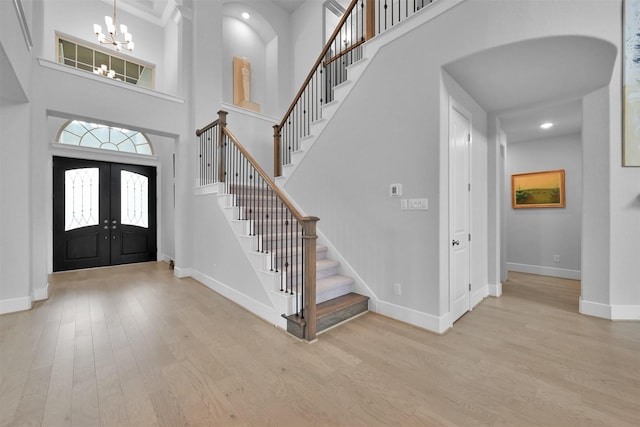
[390,183,402,197]
[401,198,428,210]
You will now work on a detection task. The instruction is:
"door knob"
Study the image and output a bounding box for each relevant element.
[452,240,460,246]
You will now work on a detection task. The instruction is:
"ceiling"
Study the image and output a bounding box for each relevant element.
[121,0,307,15]
[272,0,306,13]
[444,36,617,143]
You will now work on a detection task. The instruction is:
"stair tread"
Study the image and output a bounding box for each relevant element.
[317,292,369,319]
[317,274,353,290]
[316,258,339,270]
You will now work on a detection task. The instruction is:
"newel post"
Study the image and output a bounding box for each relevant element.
[217,110,228,183]
[273,124,281,177]
[302,216,319,341]
[366,0,375,41]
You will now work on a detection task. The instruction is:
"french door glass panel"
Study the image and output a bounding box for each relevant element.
[64,168,100,231]
[121,170,149,228]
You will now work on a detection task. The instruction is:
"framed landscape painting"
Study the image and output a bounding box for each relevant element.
[512,170,565,209]
[624,0,640,166]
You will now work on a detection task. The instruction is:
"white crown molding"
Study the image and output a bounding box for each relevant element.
[99,0,184,27]
[13,0,33,50]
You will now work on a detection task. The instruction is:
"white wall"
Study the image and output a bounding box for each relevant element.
[506,134,582,279]
[0,0,34,314]
[163,10,180,96]
[154,135,176,262]
[282,0,639,330]
[581,87,612,310]
[224,105,279,176]
[0,101,32,312]
[40,0,167,91]
[292,0,323,92]
[221,0,295,117]
[185,1,272,309]
[222,17,267,113]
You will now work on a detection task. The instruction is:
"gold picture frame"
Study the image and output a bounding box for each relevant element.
[512,170,566,209]
[624,0,640,166]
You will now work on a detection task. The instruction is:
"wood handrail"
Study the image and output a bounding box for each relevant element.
[323,39,366,67]
[276,0,362,131]
[223,127,316,225]
[196,115,222,137]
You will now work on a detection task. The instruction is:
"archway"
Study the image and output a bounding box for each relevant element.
[443,35,617,304]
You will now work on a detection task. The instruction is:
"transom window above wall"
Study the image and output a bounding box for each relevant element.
[56,33,155,89]
[57,120,154,156]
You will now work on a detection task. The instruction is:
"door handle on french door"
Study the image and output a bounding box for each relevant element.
[452,240,460,246]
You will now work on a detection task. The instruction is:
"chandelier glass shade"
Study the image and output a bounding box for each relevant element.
[93,0,134,52]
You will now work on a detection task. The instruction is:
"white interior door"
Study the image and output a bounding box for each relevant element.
[449,103,471,322]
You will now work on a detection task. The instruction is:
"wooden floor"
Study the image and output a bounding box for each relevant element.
[1,264,639,426]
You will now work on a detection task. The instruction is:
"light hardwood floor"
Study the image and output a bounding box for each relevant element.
[1,263,639,426]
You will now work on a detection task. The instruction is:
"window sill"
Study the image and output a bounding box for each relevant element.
[38,58,184,104]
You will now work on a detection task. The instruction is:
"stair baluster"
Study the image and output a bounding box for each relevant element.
[197,111,320,340]
[274,0,437,177]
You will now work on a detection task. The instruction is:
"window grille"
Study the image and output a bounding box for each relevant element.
[56,34,154,89]
[57,120,154,156]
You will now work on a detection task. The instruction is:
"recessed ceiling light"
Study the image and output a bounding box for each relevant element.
[540,122,554,129]
[242,12,250,19]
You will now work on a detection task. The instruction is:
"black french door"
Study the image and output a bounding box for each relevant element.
[53,156,157,272]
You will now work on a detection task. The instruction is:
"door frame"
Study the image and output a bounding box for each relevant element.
[47,144,163,274]
[448,97,473,322]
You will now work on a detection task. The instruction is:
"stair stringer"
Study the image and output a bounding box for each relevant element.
[276,0,465,187]
[271,185,380,313]
[276,57,370,186]
[216,190,361,327]
[216,192,299,329]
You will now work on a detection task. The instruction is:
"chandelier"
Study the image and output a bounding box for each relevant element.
[93,0,134,52]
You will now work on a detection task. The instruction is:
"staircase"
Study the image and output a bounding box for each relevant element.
[223,184,368,338]
[195,1,442,340]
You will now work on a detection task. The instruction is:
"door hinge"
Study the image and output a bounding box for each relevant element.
[468,183,471,191]
[467,133,471,142]
[469,283,471,291]
[468,233,471,242]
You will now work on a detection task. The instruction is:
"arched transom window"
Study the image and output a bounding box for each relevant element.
[57,120,153,155]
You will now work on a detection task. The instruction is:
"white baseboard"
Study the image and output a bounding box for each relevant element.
[158,253,172,263]
[580,298,610,319]
[33,283,50,301]
[173,266,190,279]
[611,305,640,320]
[0,296,32,315]
[183,268,284,329]
[580,298,640,320]
[488,282,502,297]
[376,300,451,334]
[470,285,489,308]
[507,262,581,280]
